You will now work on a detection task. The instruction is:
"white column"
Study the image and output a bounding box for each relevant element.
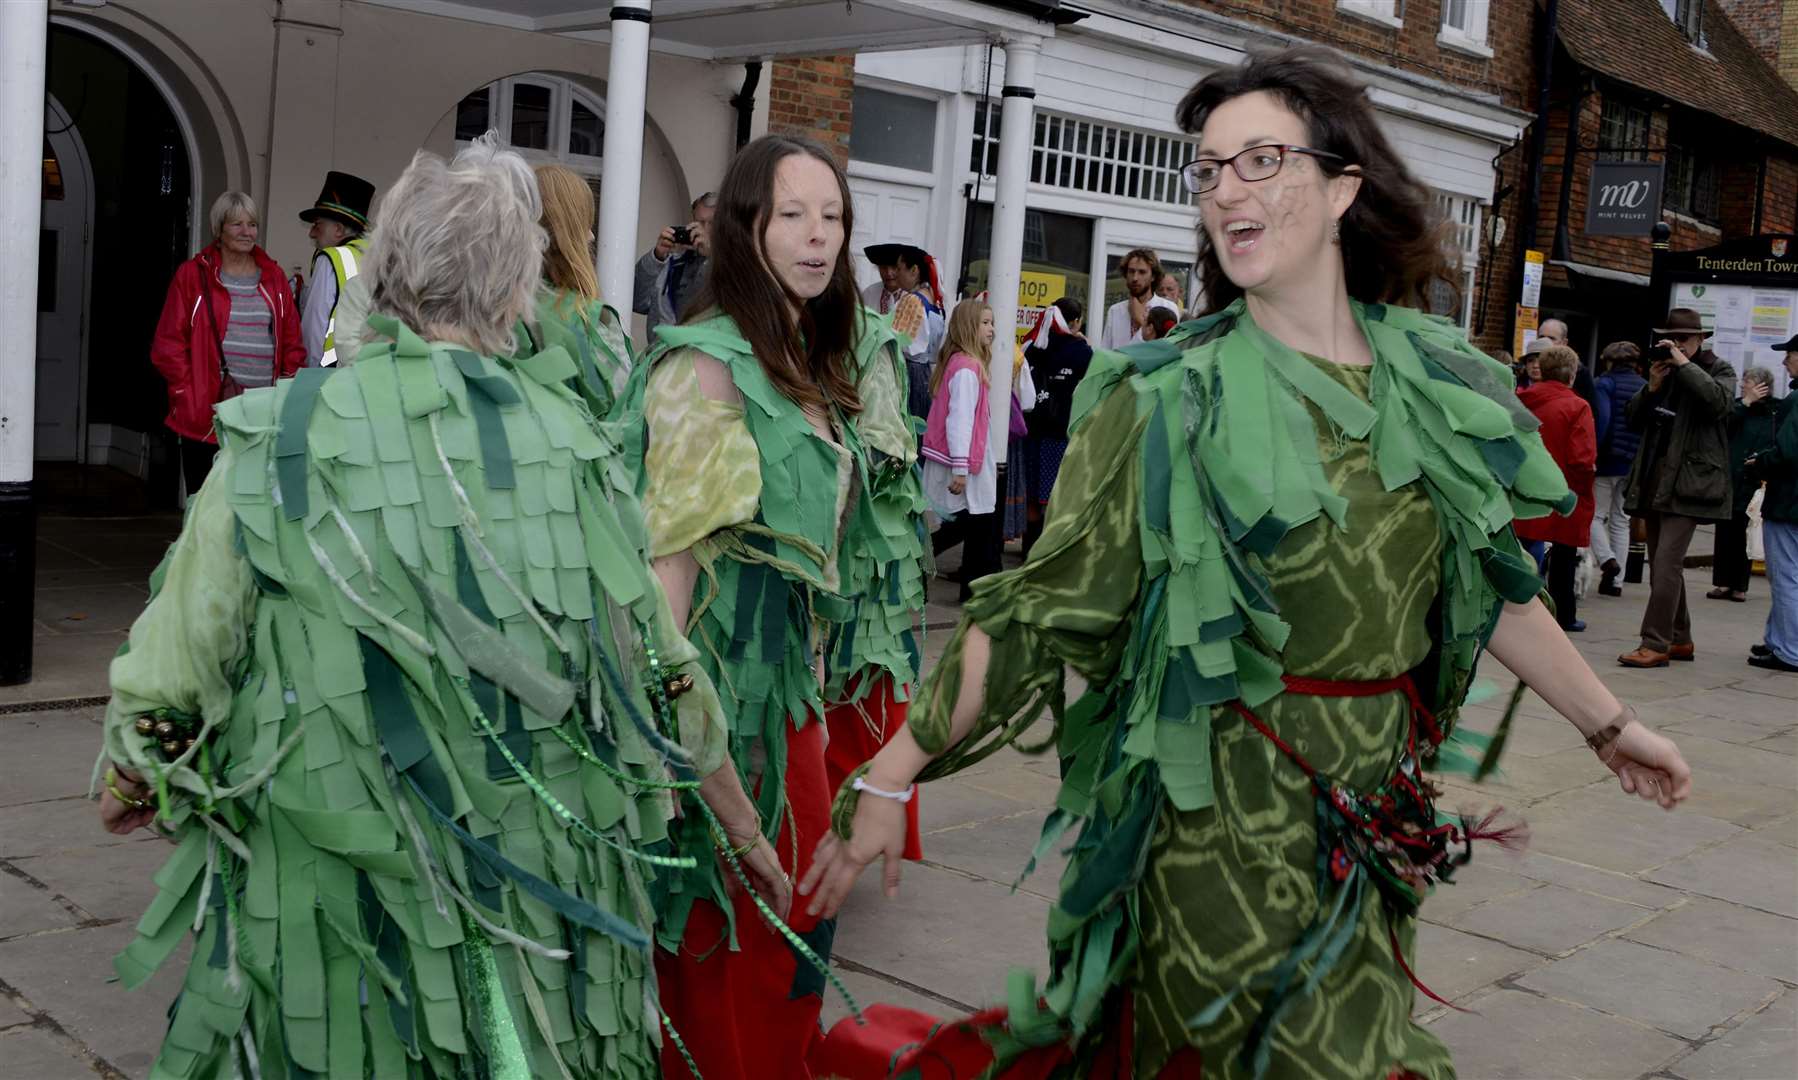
[597,0,652,317]
[983,36,1041,463]
[0,0,47,685]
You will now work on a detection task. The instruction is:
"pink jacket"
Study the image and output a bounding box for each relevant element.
[921,351,991,475]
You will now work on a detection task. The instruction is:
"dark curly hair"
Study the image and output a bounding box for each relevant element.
[1176,46,1459,316]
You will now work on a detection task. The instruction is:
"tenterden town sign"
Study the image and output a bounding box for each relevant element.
[1585,161,1666,236]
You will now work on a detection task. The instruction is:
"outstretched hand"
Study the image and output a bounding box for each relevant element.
[1601,720,1692,810]
[798,792,909,919]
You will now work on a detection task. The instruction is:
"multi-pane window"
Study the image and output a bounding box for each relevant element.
[453,75,605,170]
[971,101,1198,208]
[1440,0,1489,44]
[1662,143,1721,223]
[1431,192,1481,327]
[1660,0,1704,44]
[1597,97,1652,161]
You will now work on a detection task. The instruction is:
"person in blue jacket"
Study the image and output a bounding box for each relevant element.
[1592,341,1647,596]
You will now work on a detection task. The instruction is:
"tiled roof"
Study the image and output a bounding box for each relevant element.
[1556,0,1798,148]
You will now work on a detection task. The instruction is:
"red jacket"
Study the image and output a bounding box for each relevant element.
[1515,379,1597,546]
[150,244,304,442]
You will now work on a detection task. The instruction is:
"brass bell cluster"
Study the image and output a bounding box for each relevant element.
[132,709,204,759]
[662,671,695,701]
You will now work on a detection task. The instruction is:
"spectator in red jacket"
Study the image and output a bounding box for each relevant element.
[1516,343,1598,631]
[150,191,305,496]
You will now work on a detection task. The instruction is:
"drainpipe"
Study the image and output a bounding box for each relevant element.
[731,61,761,151]
[1511,0,1560,349]
[1552,75,1591,263]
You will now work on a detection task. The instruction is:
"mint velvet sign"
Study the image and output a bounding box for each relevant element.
[1586,161,1664,235]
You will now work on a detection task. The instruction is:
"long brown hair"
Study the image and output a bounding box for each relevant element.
[929,300,993,397]
[535,165,599,310]
[686,135,862,415]
[1175,46,1458,316]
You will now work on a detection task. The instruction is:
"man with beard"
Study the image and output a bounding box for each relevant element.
[1102,247,1164,350]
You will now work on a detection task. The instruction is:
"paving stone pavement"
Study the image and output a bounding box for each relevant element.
[2,522,1794,1078]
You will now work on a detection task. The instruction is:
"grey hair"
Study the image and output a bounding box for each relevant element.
[364,133,544,357]
[208,191,258,240]
[692,190,717,212]
[1743,366,1775,388]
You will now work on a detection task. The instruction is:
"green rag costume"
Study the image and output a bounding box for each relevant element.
[876,300,1571,1077]
[824,307,931,709]
[517,286,633,419]
[102,316,726,1080]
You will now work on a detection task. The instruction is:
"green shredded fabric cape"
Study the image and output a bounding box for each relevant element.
[102,319,725,1080]
[897,299,1572,1074]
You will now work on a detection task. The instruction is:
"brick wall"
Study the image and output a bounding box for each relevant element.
[767,55,855,164]
[1717,0,1786,67]
[1163,0,1537,111]
[1783,0,1798,89]
[1762,155,1798,230]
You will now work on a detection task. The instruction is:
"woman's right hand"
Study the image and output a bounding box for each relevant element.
[949,475,967,496]
[98,768,157,836]
[800,790,909,919]
[1601,721,1693,810]
[722,833,792,921]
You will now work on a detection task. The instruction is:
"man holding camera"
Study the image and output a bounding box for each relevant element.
[633,191,715,339]
[1617,308,1737,668]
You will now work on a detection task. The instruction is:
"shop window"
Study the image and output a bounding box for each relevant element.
[973,102,1197,209]
[1430,191,1481,327]
[851,86,937,173]
[1104,253,1193,313]
[960,202,1094,333]
[1662,143,1720,224]
[1597,97,1652,161]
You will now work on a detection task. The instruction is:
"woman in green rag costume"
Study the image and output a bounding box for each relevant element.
[93,136,783,1080]
[822,294,933,864]
[622,133,887,1080]
[802,48,1695,1079]
[518,164,634,418]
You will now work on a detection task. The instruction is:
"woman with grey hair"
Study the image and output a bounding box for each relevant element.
[1712,366,1780,601]
[149,190,305,494]
[96,136,778,1079]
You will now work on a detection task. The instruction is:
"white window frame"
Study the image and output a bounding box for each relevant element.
[1433,191,1482,328]
[1337,0,1404,31]
[454,74,606,179]
[1437,1,1493,59]
[849,82,942,178]
[971,100,1199,210]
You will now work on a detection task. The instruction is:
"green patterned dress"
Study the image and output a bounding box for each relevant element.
[858,300,1572,1078]
[101,316,726,1080]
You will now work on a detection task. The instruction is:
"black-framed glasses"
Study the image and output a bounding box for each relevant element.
[1180,144,1347,195]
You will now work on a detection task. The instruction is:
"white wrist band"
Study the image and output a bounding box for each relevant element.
[852,776,916,804]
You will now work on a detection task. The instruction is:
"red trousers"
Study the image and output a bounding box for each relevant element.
[822,674,923,862]
[657,720,834,1080]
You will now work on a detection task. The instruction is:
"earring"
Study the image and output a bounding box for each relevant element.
[1330,220,1342,245]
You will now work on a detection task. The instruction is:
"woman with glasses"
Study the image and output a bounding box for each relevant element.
[803,47,1693,1078]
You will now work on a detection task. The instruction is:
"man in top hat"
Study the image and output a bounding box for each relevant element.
[297,170,375,367]
[863,242,945,419]
[1617,307,1737,668]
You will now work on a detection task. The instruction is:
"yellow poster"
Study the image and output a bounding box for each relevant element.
[1514,305,1538,359]
[1015,271,1067,338]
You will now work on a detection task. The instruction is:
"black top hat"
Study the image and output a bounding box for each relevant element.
[864,243,930,268]
[1651,307,1714,338]
[1774,333,1798,353]
[299,171,374,231]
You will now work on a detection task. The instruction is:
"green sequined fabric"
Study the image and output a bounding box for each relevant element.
[910,300,1570,1076]
[102,316,725,1079]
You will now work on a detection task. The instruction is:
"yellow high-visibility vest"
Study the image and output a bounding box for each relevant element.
[319,234,369,367]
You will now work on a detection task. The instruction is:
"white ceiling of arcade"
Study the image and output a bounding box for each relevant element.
[364,0,1052,61]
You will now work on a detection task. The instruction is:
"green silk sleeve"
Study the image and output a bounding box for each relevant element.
[641,350,762,558]
[911,385,1148,780]
[104,453,255,780]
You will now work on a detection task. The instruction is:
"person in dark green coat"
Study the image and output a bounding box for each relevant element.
[1745,339,1798,671]
[1710,367,1779,601]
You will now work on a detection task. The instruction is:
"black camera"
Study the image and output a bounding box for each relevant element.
[1648,341,1673,362]
[671,225,693,246]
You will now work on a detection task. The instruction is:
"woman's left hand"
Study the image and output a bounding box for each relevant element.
[1601,721,1693,810]
[800,790,909,919]
[98,769,158,835]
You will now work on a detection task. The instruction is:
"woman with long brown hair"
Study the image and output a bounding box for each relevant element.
[522,164,634,415]
[803,47,1693,1078]
[621,133,906,1079]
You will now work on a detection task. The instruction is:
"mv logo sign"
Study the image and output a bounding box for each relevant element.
[1586,162,1665,236]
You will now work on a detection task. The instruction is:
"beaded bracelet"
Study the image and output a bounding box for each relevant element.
[104,767,154,811]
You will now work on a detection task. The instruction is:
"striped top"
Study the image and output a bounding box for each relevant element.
[219,271,276,389]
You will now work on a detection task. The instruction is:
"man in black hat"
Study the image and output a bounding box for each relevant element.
[1617,307,1737,668]
[297,170,375,366]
